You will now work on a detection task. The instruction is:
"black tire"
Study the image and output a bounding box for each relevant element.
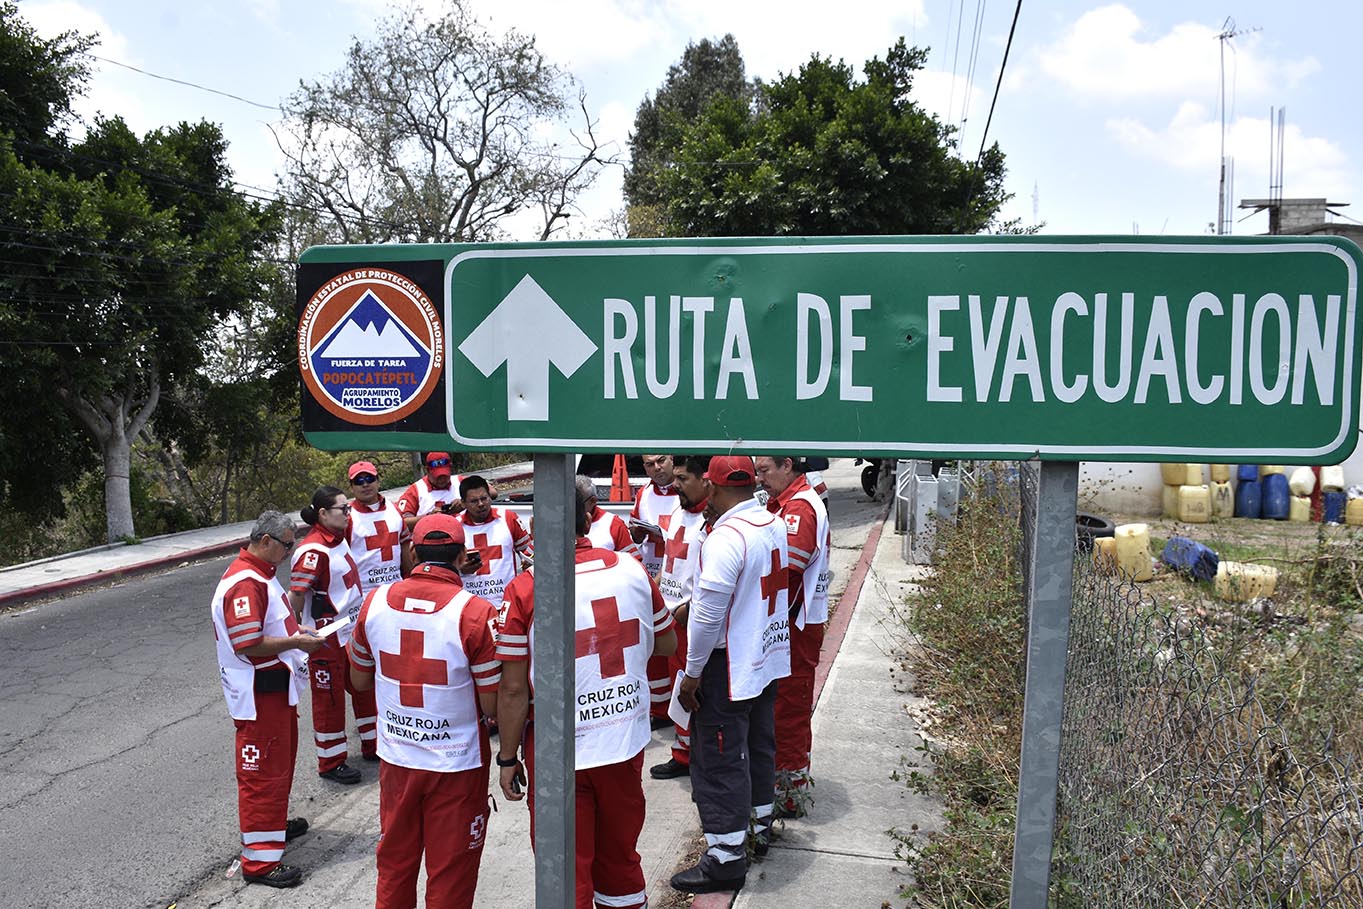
[861,464,879,498]
[1075,512,1116,551]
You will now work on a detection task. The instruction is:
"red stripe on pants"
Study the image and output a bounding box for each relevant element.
[234,690,298,876]
[775,620,825,773]
[309,640,377,771]
[376,761,491,909]
[669,622,691,765]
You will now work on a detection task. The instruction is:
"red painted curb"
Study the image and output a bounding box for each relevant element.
[0,537,244,610]
[812,500,891,711]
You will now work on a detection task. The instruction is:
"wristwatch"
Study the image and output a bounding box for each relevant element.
[495,754,520,768]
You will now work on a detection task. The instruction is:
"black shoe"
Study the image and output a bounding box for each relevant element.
[752,838,769,858]
[650,714,672,730]
[244,863,303,888]
[649,758,690,780]
[319,763,361,784]
[285,817,309,841]
[360,751,380,763]
[670,863,744,894]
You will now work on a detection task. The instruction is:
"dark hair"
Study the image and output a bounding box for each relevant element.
[300,485,346,525]
[459,474,490,499]
[414,541,464,567]
[758,455,799,471]
[672,454,711,477]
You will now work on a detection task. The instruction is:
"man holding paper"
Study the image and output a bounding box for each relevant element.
[671,455,791,895]
[211,511,323,889]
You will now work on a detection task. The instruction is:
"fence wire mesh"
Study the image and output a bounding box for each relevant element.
[1051,534,1363,907]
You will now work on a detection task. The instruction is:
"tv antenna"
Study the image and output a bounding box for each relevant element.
[1217,17,1261,235]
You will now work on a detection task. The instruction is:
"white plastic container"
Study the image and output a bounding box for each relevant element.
[1114,523,1154,582]
[1215,561,1279,601]
[1320,464,1345,491]
[1177,485,1211,523]
[1289,496,1311,522]
[1209,464,1231,483]
[1288,467,1316,496]
[1161,484,1180,519]
[1092,536,1118,571]
[1259,464,1284,476]
[1160,463,1202,486]
[1211,481,1234,518]
[1347,498,1363,527]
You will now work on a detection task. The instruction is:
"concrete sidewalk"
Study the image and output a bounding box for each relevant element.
[0,461,534,609]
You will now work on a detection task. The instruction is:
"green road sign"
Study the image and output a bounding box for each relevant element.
[298,235,1363,463]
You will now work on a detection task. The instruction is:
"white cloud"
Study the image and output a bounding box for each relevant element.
[1108,101,1352,200]
[1039,4,1319,101]
[470,0,670,67]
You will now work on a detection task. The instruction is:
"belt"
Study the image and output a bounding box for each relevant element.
[254,668,291,693]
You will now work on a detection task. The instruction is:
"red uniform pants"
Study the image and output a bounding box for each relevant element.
[775,620,825,777]
[646,651,672,720]
[234,690,299,876]
[523,725,649,909]
[376,761,491,909]
[309,638,377,772]
[668,622,691,765]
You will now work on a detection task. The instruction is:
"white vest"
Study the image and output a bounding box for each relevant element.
[633,483,678,574]
[364,585,484,772]
[292,533,361,646]
[789,487,832,628]
[211,568,307,721]
[586,509,625,552]
[701,501,792,700]
[458,509,522,605]
[409,476,458,516]
[349,497,405,594]
[657,504,708,612]
[573,552,659,770]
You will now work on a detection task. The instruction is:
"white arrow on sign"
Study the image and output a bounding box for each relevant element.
[458,274,598,422]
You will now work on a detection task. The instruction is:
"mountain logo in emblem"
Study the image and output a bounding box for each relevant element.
[298,269,444,426]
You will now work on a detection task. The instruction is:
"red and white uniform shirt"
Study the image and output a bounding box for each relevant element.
[348,565,500,772]
[397,475,462,520]
[656,500,708,613]
[290,527,362,646]
[587,506,643,563]
[457,508,532,606]
[631,482,678,575]
[496,541,673,769]
[767,474,832,628]
[692,498,792,700]
[348,496,409,594]
[212,548,307,720]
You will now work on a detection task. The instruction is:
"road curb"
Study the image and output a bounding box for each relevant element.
[0,537,245,610]
[685,498,892,909]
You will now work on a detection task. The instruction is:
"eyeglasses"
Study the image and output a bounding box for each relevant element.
[351,475,377,485]
[426,458,451,468]
[267,534,295,552]
[323,503,352,515]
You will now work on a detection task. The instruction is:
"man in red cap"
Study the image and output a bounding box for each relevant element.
[755,456,831,817]
[349,513,501,909]
[671,455,791,895]
[396,452,463,531]
[347,459,413,595]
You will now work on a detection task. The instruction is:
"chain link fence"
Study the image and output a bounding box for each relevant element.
[1044,493,1363,907]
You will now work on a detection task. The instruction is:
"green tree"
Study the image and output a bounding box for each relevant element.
[649,39,1011,237]
[277,0,612,244]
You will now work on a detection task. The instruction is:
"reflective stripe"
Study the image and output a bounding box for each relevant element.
[593,888,647,907]
[315,730,347,742]
[496,646,529,658]
[242,829,286,844]
[676,733,690,745]
[470,660,500,673]
[649,678,671,689]
[704,830,746,846]
[650,691,671,703]
[354,715,377,726]
[753,803,774,819]
[359,729,377,741]
[255,657,281,670]
[498,633,529,644]
[789,546,812,561]
[241,846,284,862]
[476,673,502,690]
[316,742,348,758]
[351,652,375,668]
[230,620,263,632]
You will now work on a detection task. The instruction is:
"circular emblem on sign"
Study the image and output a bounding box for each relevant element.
[298,268,444,425]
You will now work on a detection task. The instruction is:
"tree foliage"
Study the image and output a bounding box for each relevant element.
[640,39,1011,238]
[277,1,612,244]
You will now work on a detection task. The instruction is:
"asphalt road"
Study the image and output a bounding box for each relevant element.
[0,459,887,909]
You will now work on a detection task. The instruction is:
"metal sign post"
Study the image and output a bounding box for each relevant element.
[1010,461,1079,909]
[531,452,575,908]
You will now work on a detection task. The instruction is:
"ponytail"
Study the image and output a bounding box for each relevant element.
[301,485,346,526]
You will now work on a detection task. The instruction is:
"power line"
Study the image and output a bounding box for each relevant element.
[88,54,281,112]
[974,0,1021,168]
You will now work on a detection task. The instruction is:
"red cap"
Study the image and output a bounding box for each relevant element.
[424,451,453,478]
[412,513,466,546]
[348,460,378,480]
[705,455,757,487]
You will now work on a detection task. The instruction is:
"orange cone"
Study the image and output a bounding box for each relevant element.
[609,454,631,502]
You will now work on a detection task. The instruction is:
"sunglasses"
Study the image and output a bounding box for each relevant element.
[427,458,451,468]
[323,503,352,515]
[351,475,377,485]
[267,534,295,552]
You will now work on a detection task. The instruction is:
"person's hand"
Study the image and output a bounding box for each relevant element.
[629,524,648,544]
[293,628,324,654]
[674,602,690,626]
[499,760,526,801]
[678,673,701,713]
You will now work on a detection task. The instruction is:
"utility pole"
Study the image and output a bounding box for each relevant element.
[1216,17,1261,235]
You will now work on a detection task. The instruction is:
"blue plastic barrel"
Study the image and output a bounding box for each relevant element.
[1235,479,1262,518]
[1237,464,1259,482]
[1262,473,1290,520]
[1323,491,1346,523]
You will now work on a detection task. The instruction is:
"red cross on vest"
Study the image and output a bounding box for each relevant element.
[470,532,503,575]
[575,597,640,678]
[663,524,690,574]
[379,628,448,707]
[341,558,361,592]
[365,521,400,561]
[760,549,787,616]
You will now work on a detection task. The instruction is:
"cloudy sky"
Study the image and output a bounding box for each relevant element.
[17,0,1361,239]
